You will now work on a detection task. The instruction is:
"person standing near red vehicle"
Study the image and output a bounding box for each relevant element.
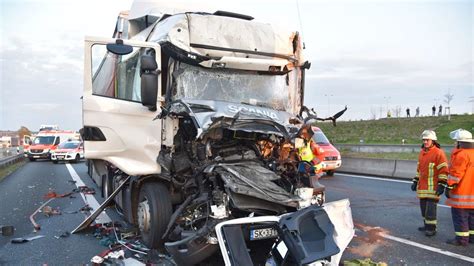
[297,125,324,176]
[411,130,448,236]
[445,129,474,246]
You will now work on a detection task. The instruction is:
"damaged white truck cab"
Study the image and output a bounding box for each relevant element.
[83,6,353,265]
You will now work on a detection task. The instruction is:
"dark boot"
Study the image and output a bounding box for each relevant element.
[425,230,436,237]
[446,238,468,246]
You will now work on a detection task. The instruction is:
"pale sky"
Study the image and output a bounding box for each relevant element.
[0,0,472,131]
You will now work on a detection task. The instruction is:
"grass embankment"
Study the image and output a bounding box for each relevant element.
[0,160,26,182]
[316,114,473,145]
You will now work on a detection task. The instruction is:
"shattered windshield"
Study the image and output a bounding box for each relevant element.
[171,62,301,114]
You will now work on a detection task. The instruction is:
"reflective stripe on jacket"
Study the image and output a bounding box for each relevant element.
[446,148,474,209]
[299,141,315,162]
[416,145,448,199]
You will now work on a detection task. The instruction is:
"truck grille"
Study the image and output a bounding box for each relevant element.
[324,156,338,161]
[31,149,43,153]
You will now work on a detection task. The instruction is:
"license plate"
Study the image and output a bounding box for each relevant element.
[57,156,64,159]
[33,156,40,158]
[250,227,278,240]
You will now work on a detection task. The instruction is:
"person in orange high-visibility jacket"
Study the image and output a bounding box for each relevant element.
[445,129,474,246]
[411,130,448,236]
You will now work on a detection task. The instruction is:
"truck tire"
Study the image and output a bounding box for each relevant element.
[74,154,80,163]
[137,182,172,248]
[326,170,335,176]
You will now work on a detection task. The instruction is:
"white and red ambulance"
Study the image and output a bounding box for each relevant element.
[26,130,78,161]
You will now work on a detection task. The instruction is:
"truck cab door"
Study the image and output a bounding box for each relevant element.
[82,37,163,175]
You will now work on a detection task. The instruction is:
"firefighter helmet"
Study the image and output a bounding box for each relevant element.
[421,130,437,141]
[449,129,474,142]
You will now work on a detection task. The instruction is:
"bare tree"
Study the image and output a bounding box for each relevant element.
[444,91,454,119]
[444,92,454,106]
[370,107,377,120]
[393,106,402,118]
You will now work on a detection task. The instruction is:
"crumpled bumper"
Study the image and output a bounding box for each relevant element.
[215,199,354,265]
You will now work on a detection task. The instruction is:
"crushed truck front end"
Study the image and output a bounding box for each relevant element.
[81,5,352,265]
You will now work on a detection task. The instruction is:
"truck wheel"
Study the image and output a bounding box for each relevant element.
[326,170,335,176]
[74,154,80,163]
[137,182,172,248]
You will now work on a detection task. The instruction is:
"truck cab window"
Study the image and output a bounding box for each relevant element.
[91,44,143,102]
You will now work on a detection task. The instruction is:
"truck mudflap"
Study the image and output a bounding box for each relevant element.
[215,199,354,266]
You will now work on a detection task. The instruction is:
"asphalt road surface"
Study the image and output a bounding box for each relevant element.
[321,173,474,265]
[0,161,473,265]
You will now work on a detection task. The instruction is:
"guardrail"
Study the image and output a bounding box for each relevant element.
[338,156,417,180]
[0,153,24,169]
[335,144,455,154]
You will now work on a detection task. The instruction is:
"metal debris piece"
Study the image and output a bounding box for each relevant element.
[11,235,45,244]
[30,198,54,231]
[41,206,61,216]
[72,176,131,234]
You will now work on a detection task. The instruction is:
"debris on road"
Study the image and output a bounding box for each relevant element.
[44,189,74,199]
[72,176,130,234]
[91,255,105,264]
[41,205,61,216]
[11,235,45,244]
[75,185,95,195]
[0,225,14,236]
[30,198,54,231]
[79,205,93,213]
[54,231,70,239]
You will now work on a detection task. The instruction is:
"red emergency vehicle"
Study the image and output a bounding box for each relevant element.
[26,130,78,161]
[312,127,342,176]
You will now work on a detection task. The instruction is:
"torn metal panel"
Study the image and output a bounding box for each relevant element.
[164,99,297,140]
[216,162,300,207]
[147,13,304,64]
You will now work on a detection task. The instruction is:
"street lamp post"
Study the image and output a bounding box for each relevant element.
[324,94,333,117]
[383,96,391,117]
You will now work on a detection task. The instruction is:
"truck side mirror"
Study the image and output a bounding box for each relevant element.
[140,54,160,111]
[106,39,133,55]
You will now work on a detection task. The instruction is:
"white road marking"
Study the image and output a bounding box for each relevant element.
[381,233,474,263]
[65,163,111,224]
[336,173,451,208]
[336,173,412,184]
